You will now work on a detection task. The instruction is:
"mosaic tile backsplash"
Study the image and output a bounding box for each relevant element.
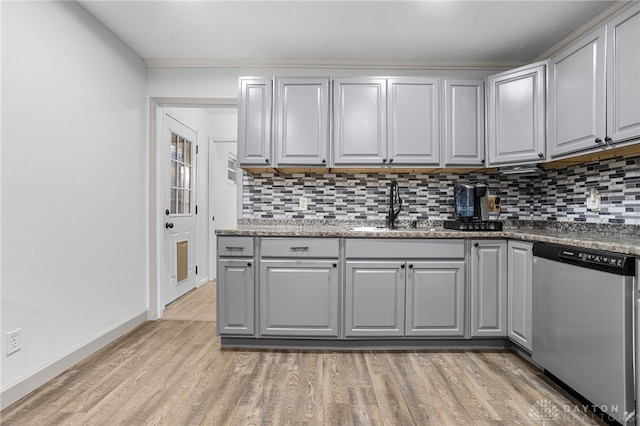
[242,154,640,225]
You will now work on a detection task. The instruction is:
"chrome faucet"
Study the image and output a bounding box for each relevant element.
[388,181,403,229]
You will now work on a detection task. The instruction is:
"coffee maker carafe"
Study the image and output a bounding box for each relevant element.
[453,183,489,222]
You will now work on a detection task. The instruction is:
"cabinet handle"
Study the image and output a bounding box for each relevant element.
[247,262,252,267]
[595,138,603,144]
[332,263,337,268]
[605,136,612,144]
[408,264,413,269]
[400,264,405,269]
[473,242,479,247]
[538,152,544,158]
[225,246,245,251]
[382,158,387,163]
[290,246,309,251]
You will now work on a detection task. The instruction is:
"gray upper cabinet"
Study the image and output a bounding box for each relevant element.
[238,77,273,166]
[275,78,330,166]
[333,78,387,166]
[486,62,546,166]
[550,3,640,158]
[549,28,606,157]
[387,78,440,166]
[606,3,640,144]
[470,240,507,338]
[507,240,533,351]
[405,260,465,337]
[442,79,485,167]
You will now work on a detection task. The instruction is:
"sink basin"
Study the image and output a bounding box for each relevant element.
[349,226,390,232]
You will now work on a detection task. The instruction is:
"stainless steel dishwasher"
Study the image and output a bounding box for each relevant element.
[532,242,635,425]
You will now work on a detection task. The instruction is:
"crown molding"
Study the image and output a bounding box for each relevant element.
[535,0,636,61]
[144,58,525,71]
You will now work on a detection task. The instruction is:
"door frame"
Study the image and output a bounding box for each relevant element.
[149,97,237,320]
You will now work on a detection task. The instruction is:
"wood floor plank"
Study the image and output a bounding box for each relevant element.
[1,288,608,426]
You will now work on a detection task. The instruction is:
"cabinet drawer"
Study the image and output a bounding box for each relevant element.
[346,239,464,259]
[261,238,339,258]
[218,237,254,257]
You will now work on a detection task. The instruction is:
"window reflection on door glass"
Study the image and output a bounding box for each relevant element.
[169,131,193,215]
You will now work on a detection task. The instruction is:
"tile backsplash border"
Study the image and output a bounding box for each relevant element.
[242,153,640,225]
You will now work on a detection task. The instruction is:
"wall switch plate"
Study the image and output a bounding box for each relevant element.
[299,197,308,210]
[586,188,601,212]
[6,328,21,355]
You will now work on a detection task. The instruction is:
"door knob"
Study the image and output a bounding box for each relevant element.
[165,222,174,229]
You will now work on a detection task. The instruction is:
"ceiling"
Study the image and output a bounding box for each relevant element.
[78,0,622,69]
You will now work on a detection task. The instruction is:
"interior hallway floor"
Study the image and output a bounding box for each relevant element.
[1,281,606,425]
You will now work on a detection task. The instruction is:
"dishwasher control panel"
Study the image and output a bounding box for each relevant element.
[534,243,635,276]
[559,248,626,267]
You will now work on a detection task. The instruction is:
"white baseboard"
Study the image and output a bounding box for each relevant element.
[0,311,148,410]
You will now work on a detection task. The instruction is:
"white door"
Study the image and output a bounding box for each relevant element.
[209,140,239,279]
[164,114,197,305]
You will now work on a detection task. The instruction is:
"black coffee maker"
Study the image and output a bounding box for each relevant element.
[445,183,502,231]
[454,183,489,221]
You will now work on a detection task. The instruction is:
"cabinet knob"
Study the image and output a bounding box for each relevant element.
[322,159,327,164]
[474,242,479,247]
[538,152,544,158]
[605,136,612,144]
[382,158,387,163]
[389,158,394,163]
[408,264,413,269]
[481,159,485,164]
[265,158,270,163]
[247,262,252,267]
[400,264,405,269]
[332,263,337,268]
[595,138,603,144]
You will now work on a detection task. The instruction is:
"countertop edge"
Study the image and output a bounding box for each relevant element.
[216,228,640,256]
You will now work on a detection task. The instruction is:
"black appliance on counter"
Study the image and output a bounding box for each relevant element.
[444,183,503,231]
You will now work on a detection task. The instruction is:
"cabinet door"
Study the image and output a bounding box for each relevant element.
[260,260,339,337]
[217,258,255,336]
[507,241,533,351]
[238,77,273,166]
[443,79,485,167]
[549,28,606,157]
[345,261,405,337]
[606,3,640,144]
[487,63,546,166]
[470,240,507,337]
[275,78,330,166]
[387,78,440,165]
[333,78,387,166]
[405,260,465,337]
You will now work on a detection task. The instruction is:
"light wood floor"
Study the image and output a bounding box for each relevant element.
[1,281,605,425]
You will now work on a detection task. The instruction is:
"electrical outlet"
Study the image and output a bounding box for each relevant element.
[299,197,308,210]
[488,195,501,213]
[6,328,21,355]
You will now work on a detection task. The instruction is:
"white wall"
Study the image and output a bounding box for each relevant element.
[1,1,148,407]
[164,108,212,286]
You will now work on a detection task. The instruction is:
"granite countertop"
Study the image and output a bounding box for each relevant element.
[216,221,640,256]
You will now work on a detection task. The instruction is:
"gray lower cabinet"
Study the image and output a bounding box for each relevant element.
[217,237,255,336]
[507,241,533,351]
[345,261,405,337]
[259,238,340,338]
[345,239,466,338]
[470,240,507,337]
[406,261,465,337]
